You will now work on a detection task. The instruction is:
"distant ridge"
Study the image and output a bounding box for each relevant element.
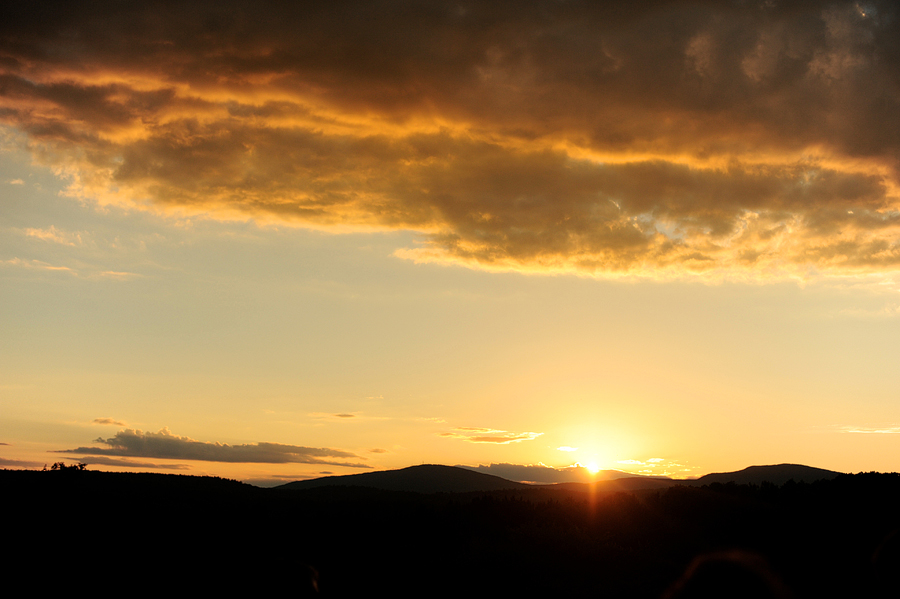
[276,464,529,493]
[458,463,671,484]
[693,464,842,486]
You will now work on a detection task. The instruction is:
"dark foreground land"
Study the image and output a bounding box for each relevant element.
[4,468,899,597]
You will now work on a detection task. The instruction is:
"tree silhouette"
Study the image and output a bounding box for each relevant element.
[47,462,86,471]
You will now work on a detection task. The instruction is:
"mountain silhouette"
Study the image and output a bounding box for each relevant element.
[6,466,899,598]
[276,464,529,493]
[458,462,672,484]
[691,463,842,486]
[277,463,843,493]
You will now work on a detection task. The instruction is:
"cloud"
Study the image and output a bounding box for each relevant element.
[97,271,140,280]
[617,458,693,477]
[839,425,900,434]
[76,456,190,470]
[23,226,82,246]
[0,457,45,468]
[9,179,24,185]
[369,448,388,453]
[460,463,635,484]
[556,446,578,452]
[93,417,127,426]
[308,411,387,422]
[440,427,542,444]
[55,427,372,468]
[1,258,74,273]
[1,1,899,278]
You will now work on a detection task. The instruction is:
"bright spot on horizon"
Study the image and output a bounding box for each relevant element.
[585,462,600,475]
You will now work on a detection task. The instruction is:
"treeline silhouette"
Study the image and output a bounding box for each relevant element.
[4,468,898,597]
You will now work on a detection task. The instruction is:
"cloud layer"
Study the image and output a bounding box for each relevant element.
[441,427,542,444]
[2,0,899,277]
[461,462,621,484]
[56,427,371,468]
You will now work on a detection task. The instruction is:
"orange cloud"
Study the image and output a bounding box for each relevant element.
[2,1,898,278]
[441,427,543,444]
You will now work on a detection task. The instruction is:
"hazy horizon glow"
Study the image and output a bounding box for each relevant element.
[2,1,899,484]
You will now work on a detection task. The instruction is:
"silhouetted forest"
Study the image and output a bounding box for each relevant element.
[4,468,899,597]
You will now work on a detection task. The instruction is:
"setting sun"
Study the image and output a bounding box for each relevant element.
[3,2,897,595]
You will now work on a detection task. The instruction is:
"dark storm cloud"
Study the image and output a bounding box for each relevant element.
[55,427,372,467]
[1,0,898,277]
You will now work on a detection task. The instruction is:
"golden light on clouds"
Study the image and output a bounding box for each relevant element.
[441,427,543,445]
[1,0,898,279]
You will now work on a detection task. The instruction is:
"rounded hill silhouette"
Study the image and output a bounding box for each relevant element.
[276,464,529,493]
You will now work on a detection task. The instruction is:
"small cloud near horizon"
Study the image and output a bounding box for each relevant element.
[460,463,627,484]
[0,457,46,468]
[76,456,191,470]
[93,417,127,426]
[55,427,372,468]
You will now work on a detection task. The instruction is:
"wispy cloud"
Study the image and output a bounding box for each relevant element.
[461,462,637,484]
[307,411,386,422]
[55,427,372,468]
[441,427,543,444]
[97,271,141,280]
[617,458,693,477]
[76,456,191,470]
[1,258,138,280]
[1,1,898,279]
[0,457,45,468]
[1,258,74,273]
[93,417,127,426]
[838,425,900,434]
[23,226,82,246]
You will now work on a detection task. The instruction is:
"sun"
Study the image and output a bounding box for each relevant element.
[585,461,600,475]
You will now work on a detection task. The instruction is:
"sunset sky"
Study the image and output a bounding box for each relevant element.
[2,0,899,485]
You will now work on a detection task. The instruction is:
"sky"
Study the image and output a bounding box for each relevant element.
[2,0,899,486]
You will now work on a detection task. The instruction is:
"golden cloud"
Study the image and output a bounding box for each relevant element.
[2,1,899,278]
[441,427,543,444]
